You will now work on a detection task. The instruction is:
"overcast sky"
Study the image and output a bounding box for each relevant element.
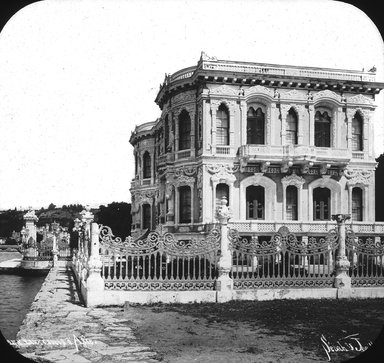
[0,0,383,210]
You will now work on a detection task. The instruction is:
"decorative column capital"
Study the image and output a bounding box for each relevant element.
[331,214,351,224]
[23,208,38,223]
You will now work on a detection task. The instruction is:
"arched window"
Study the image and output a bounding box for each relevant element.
[352,187,363,221]
[216,104,229,146]
[164,115,169,152]
[216,183,229,208]
[286,186,298,220]
[142,204,151,230]
[246,186,265,220]
[313,187,330,220]
[142,152,151,179]
[315,110,331,147]
[179,110,191,150]
[179,186,191,223]
[352,113,363,151]
[286,108,298,145]
[247,107,265,144]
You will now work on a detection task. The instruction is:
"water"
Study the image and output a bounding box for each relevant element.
[0,253,47,340]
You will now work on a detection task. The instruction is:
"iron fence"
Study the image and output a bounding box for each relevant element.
[228,226,339,289]
[346,229,384,287]
[99,225,220,291]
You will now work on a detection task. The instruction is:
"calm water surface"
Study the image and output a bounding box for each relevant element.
[0,252,47,340]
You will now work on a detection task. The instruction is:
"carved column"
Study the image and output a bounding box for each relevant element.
[270,103,277,145]
[297,105,306,145]
[240,100,247,146]
[337,106,344,149]
[174,112,179,152]
[362,109,370,154]
[210,102,218,154]
[346,108,354,150]
[332,214,352,294]
[204,100,211,152]
[266,104,272,145]
[189,107,196,158]
[332,108,338,148]
[280,104,288,145]
[228,102,235,155]
[308,105,315,146]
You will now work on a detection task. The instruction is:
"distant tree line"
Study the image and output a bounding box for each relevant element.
[0,202,132,242]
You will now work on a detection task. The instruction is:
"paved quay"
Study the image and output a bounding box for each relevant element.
[14,265,160,362]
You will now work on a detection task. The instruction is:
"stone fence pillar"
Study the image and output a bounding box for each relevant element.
[332,214,352,297]
[216,196,233,302]
[23,208,38,246]
[85,222,104,307]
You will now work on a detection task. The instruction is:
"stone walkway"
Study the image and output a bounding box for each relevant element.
[14,266,159,362]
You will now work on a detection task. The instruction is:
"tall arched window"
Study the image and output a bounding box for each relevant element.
[352,187,363,221]
[142,204,151,230]
[315,110,331,147]
[352,113,363,151]
[247,107,265,144]
[179,186,191,223]
[216,104,229,146]
[142,152,151,179]
[246,185,265,220]
[179,110,191,150]
[286,108,298,145]
[216,183,229,207]
[313,187,330,220]
[286,186,298,220]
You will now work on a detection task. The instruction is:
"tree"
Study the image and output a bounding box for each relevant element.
[48,203,56,210]
[96,202,132,239]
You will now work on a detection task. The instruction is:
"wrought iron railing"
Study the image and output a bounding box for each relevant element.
[228,226,339,289]
[99,225,220,291]
[346,230,384,287]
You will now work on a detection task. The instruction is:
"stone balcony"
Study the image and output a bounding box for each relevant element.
[239,144,352,167]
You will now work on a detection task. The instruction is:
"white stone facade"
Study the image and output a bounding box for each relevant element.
[129,53,383,236]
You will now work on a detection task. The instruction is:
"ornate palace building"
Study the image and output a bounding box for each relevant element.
[129,53,384,237]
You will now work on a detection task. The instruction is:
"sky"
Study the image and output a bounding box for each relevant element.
[0,0,383,210]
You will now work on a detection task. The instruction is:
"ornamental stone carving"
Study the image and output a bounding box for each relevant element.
[313,90,341,104]
[344,169,374,186]
[209,84,238,97]
[245,85,274,99]
[281,173,305,188]
[206,164,238,184]
[172,90,195,105]
[347,94,374,106]
[280,89,307,101]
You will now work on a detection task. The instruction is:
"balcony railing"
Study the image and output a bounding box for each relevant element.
[228,220,384,235]
[175,149,191,160]
[200,60,375,82]
[239,144,352,164]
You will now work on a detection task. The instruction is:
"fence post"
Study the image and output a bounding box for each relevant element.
[52,233,58,267]
[85,222,104,307]
[216,196,233,302]
[332,214,352,297]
